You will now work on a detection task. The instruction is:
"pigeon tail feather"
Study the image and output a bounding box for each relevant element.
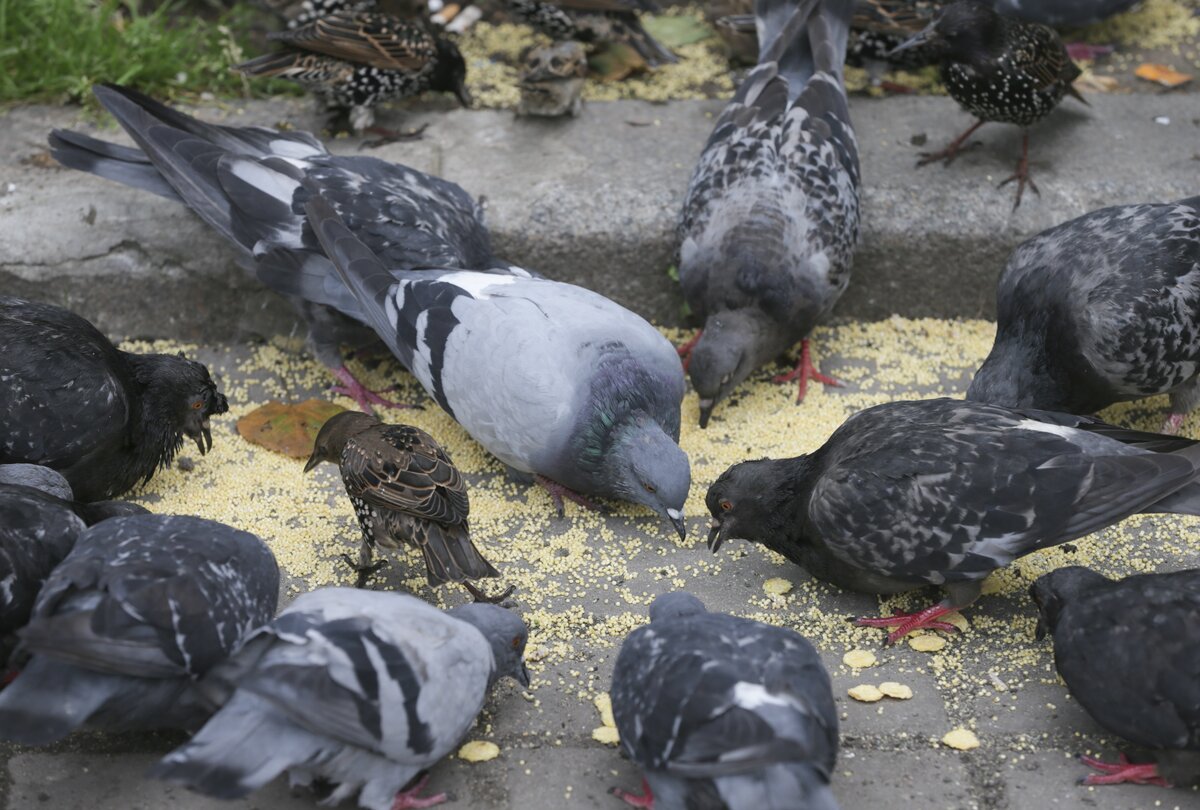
[48,130,181,202]
[0,656,119,745]
[756,0,851,94]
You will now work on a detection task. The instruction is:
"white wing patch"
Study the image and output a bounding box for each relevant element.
[436,271,519,299]
[230,160,300,205]
[1013,418,1081,440]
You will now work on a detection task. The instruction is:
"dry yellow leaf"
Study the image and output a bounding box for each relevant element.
[842,649,877,669]
[941,728,980,750]
[763,577,793,596]
[879,682,913,700]
[909,634,947,652]
[1134,63,1193,87]
[458,740,500,762]
[944,612,969,632]
[594,693,616,728]
[592,726,621,745]
[847,684,884,703]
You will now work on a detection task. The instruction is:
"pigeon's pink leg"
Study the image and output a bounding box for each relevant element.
[1078,753,1170,787]
[1162,412,1186,435]
[677,330,703,372]
[534,474,604,518]
[773,340,844,403]
[855,604,960,646]
[391,774,449,809]
[330,366,412,414]
[1065,43,1113,61]
[610,777,655,808]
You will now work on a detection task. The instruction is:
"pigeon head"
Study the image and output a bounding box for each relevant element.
[605,416,691,540]
[0,464,74,501]
[305,412,381,472]
[967,340,1075,411]
[889,0,997,62]
[449,603,531,688]
[690,310,780,429]
[431,36,472,107]
[648,592,707,623]
[74,499,151,525]
[705,457,798,553]
[1029,566,1111,640]
[127,352,228,458]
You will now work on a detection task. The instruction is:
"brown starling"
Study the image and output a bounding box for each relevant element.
[517,40,588,117]
[236,11,471,138]
[500,0,676,66]
[891,0,1086,209]
[305,412,508,600]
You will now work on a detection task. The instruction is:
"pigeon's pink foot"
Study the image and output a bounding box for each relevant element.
[879,80,917,95]
[1065,42,1114,61]
[1162,412,1186,436]
[534,474,604,518]
[1078,753,1170,787]
[854,604,960,646]
[330,366,412,414]
[773,340,843,403]
[610,777,655,808]
[677,330,703,372]
[391,774,449,809]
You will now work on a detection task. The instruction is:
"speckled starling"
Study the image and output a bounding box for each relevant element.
[892,0,1086,209]
[501,0,677,66]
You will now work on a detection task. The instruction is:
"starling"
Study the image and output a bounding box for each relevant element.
[237,11,471,138]
[499,0,677,66]
[967,197,1200,433]
[305,411,509,599]
[706,398,1200,644]
[259,0,377,29]
[517,40,589,117]
[892,0,1086,209]
[1031,566,1200,788]
[0,297,228,502]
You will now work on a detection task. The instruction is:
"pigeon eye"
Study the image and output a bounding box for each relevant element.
[191,400,205,410]
[644,483,656,493]
[720,500,733,511]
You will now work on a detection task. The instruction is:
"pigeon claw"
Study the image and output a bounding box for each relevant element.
[331,366,418,414]
[1076,753,1171,788]
[534,474,604,518]
[773,339,843,404]
[361,123,430,150]
[609,778,655,808]
[391,774,449,809]
[854,604,960,646]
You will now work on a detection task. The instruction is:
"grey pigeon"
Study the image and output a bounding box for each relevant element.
[677,0,860,428]
[993,0,1140,26]
[609,592,839,810]
[48,84,509,412]
[150,587,529,810]
[1032,566,1200,788]
[706,398,1200,644]
[0,296,228,501]
[0,514,279,744]
[967,198,1200,434]
[301,193,692,537]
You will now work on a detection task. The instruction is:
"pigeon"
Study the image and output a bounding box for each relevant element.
[676,0,860,428]
[1031,566,1200,788]
[49,83,508,412]
[150,587,529,810]
[300,192,692,537]
[305,411,507,598]
[609,592,839,810]
[236,11,471,138]
[967,197,1200,434]
[517,40,589,118]
[0,296,228,501]
[0,514,279,744]
[993,0,1140,27]
[497,0,677,66]
[891,0,1086,210]
[706,397,1200,644]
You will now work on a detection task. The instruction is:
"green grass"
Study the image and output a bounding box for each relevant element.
[0,0,301,104]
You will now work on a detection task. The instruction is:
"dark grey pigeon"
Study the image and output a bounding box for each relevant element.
[0,514,279,744]
[706,398,1200,644]
[1031,566,1200,788]
[48,83,511,412]
[300,193,692,537]
[677,0,860,428]
[967,198,1200,434]
[993,0,1139,26]
[150,587,529,810]
[0,297,228,501]
[609,592,839,810]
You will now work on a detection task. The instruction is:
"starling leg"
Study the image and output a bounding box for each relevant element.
[362,124,429,149]
[330,365,414,414]
[340,539,389,588]
[854,604,960,646]
[676,329,703,372]
[917,119,986,167]
[391,774,449,809]
[773,340,843,403]
[534,474,605,518]
[998,131,1040,211]
[1077,753,1170,787]
[609,777,655,808]
[463,580,516,604]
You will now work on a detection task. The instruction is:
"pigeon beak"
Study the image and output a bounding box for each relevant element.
[707,517,730,553]
[666,508,686,541]
[200,421,212,455]
[454,82,473,108]
[303,450,321,473]
[888,23,937,57]
[1034,617,1048,642]
[517,661,531,687]
[698,399,715,429]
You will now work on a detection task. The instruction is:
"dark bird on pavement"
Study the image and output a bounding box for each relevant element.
[609,592,840,810]
[677,0,860,428]
[305,411,508,598]
[0,296,227,502]
[892,0,1087,209]
[151,588,529,810]
[498,0,676,66]
[993,0,1140,27]
[50,83,508,413]
[236,11,471,139]
[967,198,1200,434]
[0,514,278,744]
[706,398,1200,644]
[1032,566,1200,788]
[301,193,691,538]
[517,40,589,117]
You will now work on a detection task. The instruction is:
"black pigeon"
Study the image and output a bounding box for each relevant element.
[499,0,677,66]
[968,198,1200,433]
[0,514,279,744]
[305,411,507,598]
[150,588,529,810]
[609,592,839,810]
[0,296,228,501]
[706,398,1200,644]
[677,0,860,428]
[994,0,1140,26]
[892,0,1086,209]
[1031,566,1200,788]
[236,11,471,138]
[49,83,508,412]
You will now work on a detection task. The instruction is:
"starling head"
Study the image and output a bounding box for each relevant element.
[889,0,998,61]
[431,36,471,107]
[305,411,380,472]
